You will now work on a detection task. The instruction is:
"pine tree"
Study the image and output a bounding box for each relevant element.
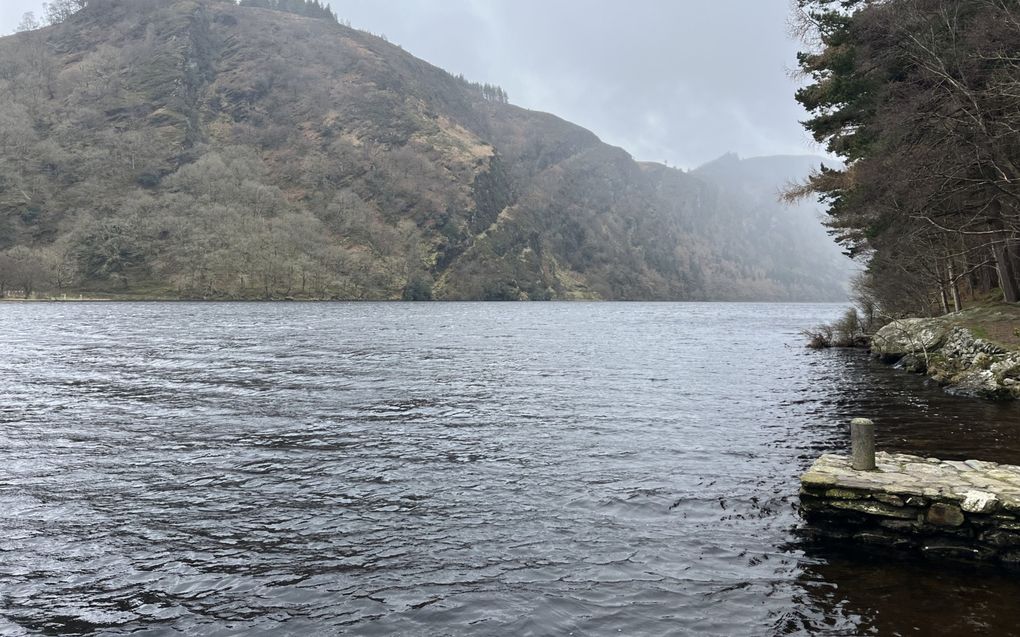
[791,0,1020,309]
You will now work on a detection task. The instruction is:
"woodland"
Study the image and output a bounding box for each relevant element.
[792,0,1020,318]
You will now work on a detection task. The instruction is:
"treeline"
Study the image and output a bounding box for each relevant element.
[453,74,509,104]
[16,0,340,31]
[791,0,1020,316]
[16,0,86,30]
[238,0,338,23]
[475,82,509,105]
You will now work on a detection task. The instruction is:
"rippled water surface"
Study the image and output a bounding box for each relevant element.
[2,302,1020,636]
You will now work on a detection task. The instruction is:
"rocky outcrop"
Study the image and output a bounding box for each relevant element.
[870,318,949,363]
[800,452,1020,565]
[871,319,1020,399]
[930,328,1020,399]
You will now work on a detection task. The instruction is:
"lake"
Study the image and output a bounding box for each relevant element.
[2,302,1019,636]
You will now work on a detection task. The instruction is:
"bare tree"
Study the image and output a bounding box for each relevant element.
[16,12,42,33]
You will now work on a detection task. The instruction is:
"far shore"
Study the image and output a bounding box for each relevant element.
[0,296,853,304]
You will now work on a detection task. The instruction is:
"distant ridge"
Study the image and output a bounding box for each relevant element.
[0,0,850,300]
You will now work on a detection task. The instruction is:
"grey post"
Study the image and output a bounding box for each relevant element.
[850,418,876,471]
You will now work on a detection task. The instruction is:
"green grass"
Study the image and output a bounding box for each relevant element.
[947,300,1020,351]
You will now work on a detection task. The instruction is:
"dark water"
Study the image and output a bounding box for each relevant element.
[1,302,1019,637]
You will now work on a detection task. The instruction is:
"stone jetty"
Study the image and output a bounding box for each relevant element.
[800,451,1020,565]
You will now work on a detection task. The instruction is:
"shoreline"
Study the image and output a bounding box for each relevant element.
[869,307,1020,400]
[0,296,853,304]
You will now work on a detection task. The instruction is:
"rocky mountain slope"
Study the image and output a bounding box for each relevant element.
[0,0,851,300]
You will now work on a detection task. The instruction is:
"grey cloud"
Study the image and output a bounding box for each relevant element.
[339,0,821,167]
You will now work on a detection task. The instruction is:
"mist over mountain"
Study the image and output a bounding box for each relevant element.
[690,153,851,301]
[0,0,851,300]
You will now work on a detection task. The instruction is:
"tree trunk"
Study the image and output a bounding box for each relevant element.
[1008,239,1020,300]
[979,260,996,296]
[947,258,962,312]
[989,201,1020,303]
[934,260,950,314]
[994,239,1020,303]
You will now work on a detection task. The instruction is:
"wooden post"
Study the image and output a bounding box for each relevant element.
[850,418,876,471]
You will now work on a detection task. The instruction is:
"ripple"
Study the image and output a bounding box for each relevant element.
[1,302,1019,635]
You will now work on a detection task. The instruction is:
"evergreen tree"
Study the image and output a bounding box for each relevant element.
[791,0,1020,311]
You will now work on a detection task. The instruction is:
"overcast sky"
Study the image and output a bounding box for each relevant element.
[0,0,821,168]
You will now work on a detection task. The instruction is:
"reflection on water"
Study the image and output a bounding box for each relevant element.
[795,542,1017,636]
[809,348,1020,464]
[0,302,1018,636]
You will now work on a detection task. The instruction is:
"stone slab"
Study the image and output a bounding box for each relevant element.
[801,452,1020,512]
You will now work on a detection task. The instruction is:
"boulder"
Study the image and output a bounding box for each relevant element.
[871,318,949,362]
[872,321,1020,400]
[899,353,927,374]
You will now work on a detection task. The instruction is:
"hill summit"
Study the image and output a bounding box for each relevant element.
[0,0,850,300]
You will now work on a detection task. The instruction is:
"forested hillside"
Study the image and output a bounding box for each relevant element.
[792,0,1020,316]
[0,0,850,300]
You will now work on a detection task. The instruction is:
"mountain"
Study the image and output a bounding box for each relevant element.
[0,0,851,300]
[690,153,852,301]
